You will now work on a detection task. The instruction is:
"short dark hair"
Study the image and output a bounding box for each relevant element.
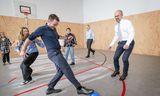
[48,14,60,21]
[66,27,71,31]
[116,10,123,16]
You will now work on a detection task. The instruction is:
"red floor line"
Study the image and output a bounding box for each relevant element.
[9,58,89,84]
[14,56,126,96]
[14,84,48,96]
[60,65,100,80]
[14,65,100,96]
[121,81,126,96]
[79,56,127,96]
[7,64,51,84]
[8,77,17,84]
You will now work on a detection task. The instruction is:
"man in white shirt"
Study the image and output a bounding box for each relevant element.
[86,25,95,58]
[109,10,135,81]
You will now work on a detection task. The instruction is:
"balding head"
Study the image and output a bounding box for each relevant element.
[114,10,123,23]
[115,10,123,16]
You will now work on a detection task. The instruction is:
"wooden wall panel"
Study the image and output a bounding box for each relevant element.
[0,10,160,58]
[85,10,160,56]
[0,16,83,58]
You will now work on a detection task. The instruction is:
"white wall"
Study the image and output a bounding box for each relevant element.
[0,0,15,16]
[0,0,160,23]
[0,0,83,23]
[83,0,160,23]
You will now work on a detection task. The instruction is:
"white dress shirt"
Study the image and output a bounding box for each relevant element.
[86,29,95,40]
[110,19,135,46]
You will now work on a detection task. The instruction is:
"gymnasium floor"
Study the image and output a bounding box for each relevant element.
[0,48,160,96]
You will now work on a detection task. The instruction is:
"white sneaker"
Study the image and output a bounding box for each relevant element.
[20,80,35,85]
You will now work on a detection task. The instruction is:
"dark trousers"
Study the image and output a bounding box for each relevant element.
[113,40,135,75]
[87,39,95,56]
[2,52,10,63]
[48,49,81,89]
[20,52,39,81]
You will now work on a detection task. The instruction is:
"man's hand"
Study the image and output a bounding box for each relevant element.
[123,44,129,49]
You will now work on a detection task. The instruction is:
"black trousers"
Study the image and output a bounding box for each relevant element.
[20,52,39,81]
[2,52,10,63]
[48,49,81,89]
[87,39,95,56]
[113,40,135,75]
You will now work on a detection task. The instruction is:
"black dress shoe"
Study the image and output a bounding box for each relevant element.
[119,74,128,81]
[92,51,95,55]
[70,62,75,65]
[85,56,90,58]
[77,87,94,95]
[111,71,120,77]
[46,88,62,95]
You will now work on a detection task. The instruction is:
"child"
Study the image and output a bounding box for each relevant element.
[64,28,77,65]
[0,32,12,65]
